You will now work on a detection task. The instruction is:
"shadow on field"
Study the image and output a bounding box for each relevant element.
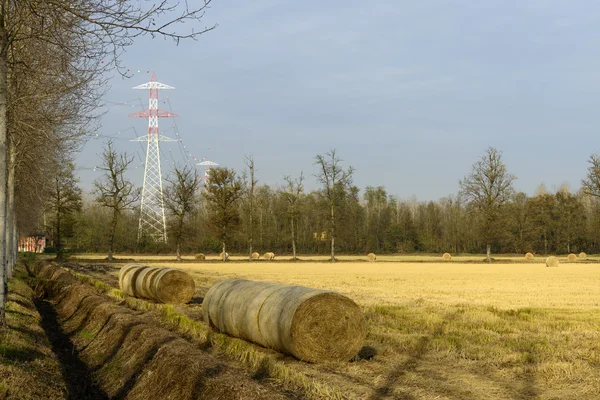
[370,311,462,400]
[34,298,109,400]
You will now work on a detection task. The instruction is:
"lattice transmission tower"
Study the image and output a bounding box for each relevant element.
[129,73,177,242]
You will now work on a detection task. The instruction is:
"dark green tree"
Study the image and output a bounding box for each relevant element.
[46,158,82,261]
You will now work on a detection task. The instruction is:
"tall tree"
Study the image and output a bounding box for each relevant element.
[282,172,304,260]
[244,155,257,261]
[93,140,139,261]
[459,147,516,262]
[203,167,244,261]
[164,165,201,261]
[46,159,83,261]
[315,150,354,262]
[582,154,600,198]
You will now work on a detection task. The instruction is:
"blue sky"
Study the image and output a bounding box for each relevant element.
[76,1,600,200]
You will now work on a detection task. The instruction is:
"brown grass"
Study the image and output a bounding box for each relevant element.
[68,258,600,399]
[0,266,67,399]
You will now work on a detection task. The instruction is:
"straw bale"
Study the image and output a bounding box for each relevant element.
[442,253,452,260]
[261,252,274,260]
[567,253,577,262]
[525,252,534,260]
[367,253,376,262]
[219,252,229,261]
[579,252,587,260]
[545,256,559,268]
[251,252,260,260]
[204,279,366,363]
[194,253,205,260]
[119,265,195,304]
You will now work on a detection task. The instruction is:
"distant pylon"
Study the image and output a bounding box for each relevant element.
[129,73,178,242]
[197,158,219,184]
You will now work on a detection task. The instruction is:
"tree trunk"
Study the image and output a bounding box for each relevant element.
[176,242,181,261]
[0,38,7,326]
[56,203,62,262]
[222,241,226,262]
[291,217,296,261]
[330,204,335,262]
[6,143,14,278]
[486,243,491,263]
[108,209,118,261]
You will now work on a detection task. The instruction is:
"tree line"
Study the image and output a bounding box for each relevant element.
[48,146,600,263]
[0,1,214,326]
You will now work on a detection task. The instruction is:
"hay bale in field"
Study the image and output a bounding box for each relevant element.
[194,253,205,260]
[367,253,376,262]
[119,264,195,304]
[219,252,229,261]
[251,252,260,260]
[567,253,577,262]
[525,252,534,260]
[545,256,559,268]
[203,279,366,363]
[261,252,274,260]
[442,253,452,260]
[579,252,587,260]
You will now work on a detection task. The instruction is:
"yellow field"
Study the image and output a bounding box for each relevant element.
[70,256,600,399]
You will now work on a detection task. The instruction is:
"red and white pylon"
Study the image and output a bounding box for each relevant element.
[129,72,177,243]
[197,159,219,183]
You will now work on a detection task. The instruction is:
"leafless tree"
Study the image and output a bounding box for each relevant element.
[0,0,216,325]
[164,165,201,261]
[282,172,304,261]
[93,140,140,261]
[243,155,257,261]
[315,150,354,262]
[459,147,516,263]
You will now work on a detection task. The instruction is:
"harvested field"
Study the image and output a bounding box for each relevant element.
[64,257,600,399]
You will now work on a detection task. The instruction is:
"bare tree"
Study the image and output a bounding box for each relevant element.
[581,154,600,198]
[315,150,355,262]
[0,0,216,326]
[244,155,257,261]
[282,172,304,261]
[459,147,516,263]
[93,140,139,261]
[203,167,244,261]
[164,165,201,261]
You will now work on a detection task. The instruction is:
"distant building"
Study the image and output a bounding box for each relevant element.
[18,234,47,253]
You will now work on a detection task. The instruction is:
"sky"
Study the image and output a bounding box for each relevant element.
[75,1,600,201]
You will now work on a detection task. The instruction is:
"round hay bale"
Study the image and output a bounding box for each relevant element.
[269,252,275,260]
[251,252,260,260]
[525,252,534,260]
[367,253,376,262]
[567,253,577,262]
[194,253,205,260]
[203,279,366,363]
[545,256,559,268]
[579,252,587,260]
[219,252,229,261]
[119,264,195,304]
[261,252,274,260]
[442,253,451,260]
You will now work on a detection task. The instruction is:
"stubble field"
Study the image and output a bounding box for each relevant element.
[66,255,600,399]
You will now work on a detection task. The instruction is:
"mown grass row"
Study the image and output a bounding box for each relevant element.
[70,271,345,400]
